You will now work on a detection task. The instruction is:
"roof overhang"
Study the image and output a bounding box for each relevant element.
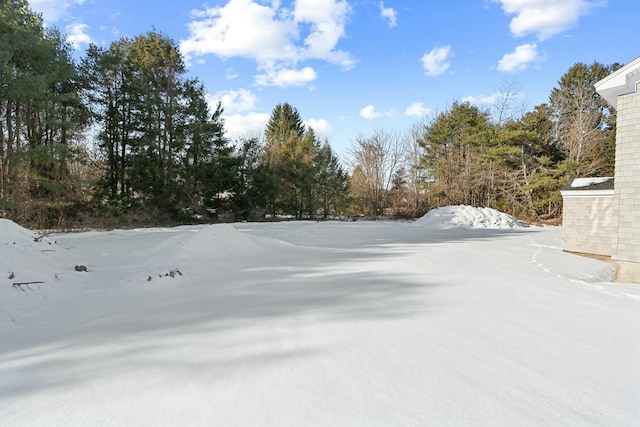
[594,56,640,109]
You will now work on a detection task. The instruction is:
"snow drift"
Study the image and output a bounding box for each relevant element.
[414,205,525,229]
[0,219,64,285]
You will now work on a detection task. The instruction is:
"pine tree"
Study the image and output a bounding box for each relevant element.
[82,31,235,220]
[1,0,88,226]
[81,41,135,206]
[315,141,350,218]
[263,103,307,217]
[264,103,305,165]
[231,136,270,220]
[419,101,492,207]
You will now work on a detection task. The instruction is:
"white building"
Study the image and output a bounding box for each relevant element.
[560,177,614,257]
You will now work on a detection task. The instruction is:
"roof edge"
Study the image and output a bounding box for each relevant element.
[594,56,640,108]
[561,189,614,198]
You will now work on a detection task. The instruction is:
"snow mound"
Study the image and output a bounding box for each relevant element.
[413,205,525,229]
[0,218,62,283]
[0,218,40,245]
[0,218,58,253]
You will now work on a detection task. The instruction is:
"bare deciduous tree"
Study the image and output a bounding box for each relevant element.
[550,61,619,175]
[404,122,428,216]
[347,129,407,216]
[492,76,527,126]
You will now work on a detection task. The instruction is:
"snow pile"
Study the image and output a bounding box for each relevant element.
[414,205,525,229]
[0,218,42,246]
[0,219,62,284]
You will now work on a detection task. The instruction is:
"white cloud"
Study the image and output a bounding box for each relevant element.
[380,2,397,28]
[255,66,317,87]
[180,1,297,62]
[222,112,270,140]
[360,105,393,120]
[29,0,85,24]
[293,0,353,67]
[497,43,545,72]
[305,118,333,141]
[360,105,382,120]
[462,93,502,105]
[65,23,91,49]
[209,89,258,114]
[180,0,354,84]
[493,0,600,40]
[463,89,525,109]
[405,102,432,117]
[421,46,451,77]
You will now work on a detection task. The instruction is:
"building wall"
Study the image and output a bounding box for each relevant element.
[612,89,640,282]
[562,193,614,256]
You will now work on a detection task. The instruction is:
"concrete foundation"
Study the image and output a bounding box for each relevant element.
[614,260,640,284]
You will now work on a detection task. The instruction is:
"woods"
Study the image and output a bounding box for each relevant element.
[1,0,88,226]
[0,0,622,227]
[347,62,619,222]
[81,31,239,221]
[413,60,617,222]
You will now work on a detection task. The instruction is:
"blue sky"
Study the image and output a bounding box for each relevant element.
[30,0,636,155]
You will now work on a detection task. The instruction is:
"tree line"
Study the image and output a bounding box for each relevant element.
[0,0,349,227]
[0,0,621,228]
[349,62,618,222]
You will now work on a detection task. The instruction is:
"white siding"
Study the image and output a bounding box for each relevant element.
[612,89,640,282]
[562,192,613,256]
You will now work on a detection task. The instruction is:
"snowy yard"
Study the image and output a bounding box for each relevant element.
[1,206,639,426]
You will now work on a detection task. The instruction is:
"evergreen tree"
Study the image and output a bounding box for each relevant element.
[179,86,234,218]
[82,31,235,220]
[263,103,307,217]
[126,30,185,208]
[231,136,272,220]
[81,41,136,207]
[264,102,305,165]
[260,103,350,219]
[419,101,492,207]
[1,0,88,226]
[314,141,350,218]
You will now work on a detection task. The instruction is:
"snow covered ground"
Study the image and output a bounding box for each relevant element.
[1,206,639,426]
